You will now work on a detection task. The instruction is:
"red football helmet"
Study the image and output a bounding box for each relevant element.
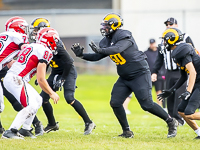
[36,27,59,53]
[5,16,29,35]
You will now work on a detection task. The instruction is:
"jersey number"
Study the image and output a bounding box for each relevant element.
[50,60,58,68]
[109,53,126,65]
[0,35,8,52]
[18,47,32,64]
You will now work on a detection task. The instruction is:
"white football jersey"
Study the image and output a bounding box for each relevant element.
[0,31,28,70]
[8,43,53,82]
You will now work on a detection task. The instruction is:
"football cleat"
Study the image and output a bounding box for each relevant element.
[118,130,134,138]
[84,122,96,135]
[19,128,36,139]
[44,122,59,133]
[2,129,24,139]
[167,118,178,138]
[34,121,44,136]
[194,136,200,140]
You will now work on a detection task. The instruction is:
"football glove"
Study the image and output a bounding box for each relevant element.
[53,78,65,91]
[157,89,174,101]
[178,91,191,100]
[89,41,102,53]
[71,43,84,57]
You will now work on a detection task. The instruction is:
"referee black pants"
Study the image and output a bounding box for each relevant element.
[166,70,186,124]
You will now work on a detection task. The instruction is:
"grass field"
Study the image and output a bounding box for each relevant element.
[0,74,199,150]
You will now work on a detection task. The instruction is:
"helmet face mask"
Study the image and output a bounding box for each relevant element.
[100,13,123,36]
[5,16,29,35]
[36,27,59,54]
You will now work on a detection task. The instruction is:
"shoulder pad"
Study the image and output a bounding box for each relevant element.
[112,29,132,42]
[172,43,193,60]
[99,37,111,48]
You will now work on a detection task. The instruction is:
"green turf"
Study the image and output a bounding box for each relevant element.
[0,74,198,150]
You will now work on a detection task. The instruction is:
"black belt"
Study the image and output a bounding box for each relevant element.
[167,69,179,72]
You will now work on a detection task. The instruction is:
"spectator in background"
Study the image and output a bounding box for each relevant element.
[123,94,132,114]
[144,39,166,108]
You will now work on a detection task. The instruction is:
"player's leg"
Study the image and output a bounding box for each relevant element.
[18,84,42,138]
[123,95,132,114]
[173,81,187,126]
[130,72,178,138]
[63,67,95,135]
[2,80,43,136]
[110,77,133,138]
[41,74,59,133]
[2,74,42,139]
[178,87,200,139]
[154,80,163,107]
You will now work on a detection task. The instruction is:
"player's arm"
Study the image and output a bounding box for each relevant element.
[151,45,164,82]
[37,62,59,104]
[185,62,196,93]
[71,43,107,61]
[82,53,107,61]
[57,41,73,79]
[89,39,132,55]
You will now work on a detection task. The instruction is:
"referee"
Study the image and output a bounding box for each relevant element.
[151,17,195,126]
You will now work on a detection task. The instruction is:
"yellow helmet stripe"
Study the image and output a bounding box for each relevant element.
[104,14,121,30]
[162,28,179,45]
[33,18,50,28]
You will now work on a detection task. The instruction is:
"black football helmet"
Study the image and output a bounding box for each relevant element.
[162,28,184,50]
[29,17,50,42]
[100,13,123,36]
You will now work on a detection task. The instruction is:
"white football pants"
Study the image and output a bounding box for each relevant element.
[3,72,42,130]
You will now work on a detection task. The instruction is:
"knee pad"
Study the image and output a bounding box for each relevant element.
[64,92,75,104]
[24,105,37,116]
[139,98,154,111]
[110,99,121,108]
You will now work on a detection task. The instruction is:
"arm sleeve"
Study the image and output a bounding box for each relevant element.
[82,53,107,61]
[100,39,132,55]
[169,69,188,91]
[57,42,74,79]
[152,48,164,74]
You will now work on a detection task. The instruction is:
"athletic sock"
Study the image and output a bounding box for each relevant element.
[32,116,40,126]
[195,128,200,136]
[42,102,56,126]
[71,100,91,123]
[147,102,170,121]
[0,119,2,128]
[112,105,130,131]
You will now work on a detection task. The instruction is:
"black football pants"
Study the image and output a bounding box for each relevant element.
[110,71,169,131]
[165,70,185,125]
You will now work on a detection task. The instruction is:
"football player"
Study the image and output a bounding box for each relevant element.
[0,16,44,136]
[71,13,178,138]
[158,28,200,139]
[30,18,95,135]
[2,27,59,139]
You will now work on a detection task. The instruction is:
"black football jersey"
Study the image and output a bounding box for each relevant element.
[172,43,200,82]
[50,40,74,78]
[83,29,149,80]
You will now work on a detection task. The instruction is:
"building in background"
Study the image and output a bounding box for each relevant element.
[0,0,200,74]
